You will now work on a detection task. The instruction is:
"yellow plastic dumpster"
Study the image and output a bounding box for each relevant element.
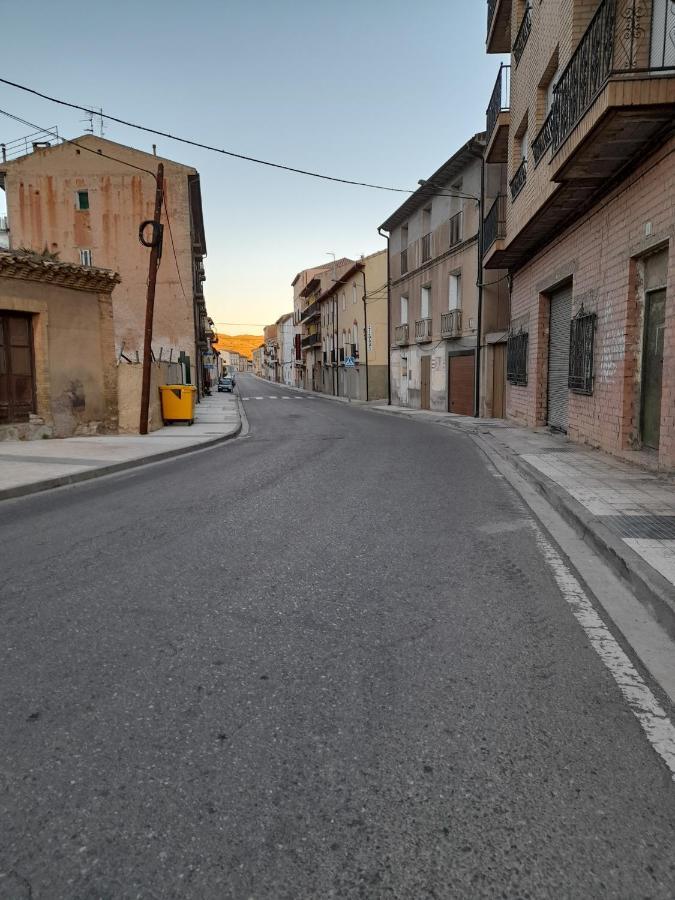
[159,385,196,425]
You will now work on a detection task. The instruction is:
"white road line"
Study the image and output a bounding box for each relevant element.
[268,396,277,400]
[255,396,263,400]
[533,524,675,782]
[281,397,291,400]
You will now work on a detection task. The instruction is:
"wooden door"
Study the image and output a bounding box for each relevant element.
[421,355,431,410]
[0,312,35,424]
[492,343,506,418]
[448,353,474,415]
[641,288,665,450]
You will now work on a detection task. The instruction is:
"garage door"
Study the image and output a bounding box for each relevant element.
[448,353,474,416]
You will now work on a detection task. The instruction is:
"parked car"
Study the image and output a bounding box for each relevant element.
[218,376,234,393]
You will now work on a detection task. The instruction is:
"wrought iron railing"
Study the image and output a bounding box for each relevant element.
[510,158,527,201]
[507,329,528,385]
[421,232,432,262]
[400,248,408,275]
[532,109,554,167]
[441,309,462,339]
[483,194,506,253]
[301,332,321,349]
[568,306,596,394]
[550,0,675,154]
[449,211,463,247]
[513,3,532,66]
[394,324,409,345]
[415,318,433,342]
[300,300,320,321]
[486,64,510,141]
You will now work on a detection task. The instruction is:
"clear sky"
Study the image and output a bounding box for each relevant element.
[0,1,503,336]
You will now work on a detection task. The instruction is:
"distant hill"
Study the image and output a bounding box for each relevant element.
[214,333,263,360]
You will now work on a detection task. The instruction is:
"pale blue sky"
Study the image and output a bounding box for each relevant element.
[0,1,503,335]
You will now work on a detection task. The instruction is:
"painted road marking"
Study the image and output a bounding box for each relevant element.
[533,523,675,782]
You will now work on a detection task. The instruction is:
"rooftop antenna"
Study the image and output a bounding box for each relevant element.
[81,107,105,137]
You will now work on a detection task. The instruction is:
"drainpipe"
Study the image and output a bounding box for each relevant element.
[378,226,391,405]
[360,266,369,402]
[474,154,485,418]
[335,288,340,397]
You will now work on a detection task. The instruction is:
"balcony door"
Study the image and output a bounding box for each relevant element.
[0,312,36,424]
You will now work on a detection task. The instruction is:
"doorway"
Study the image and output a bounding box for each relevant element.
[641,288,665,450]
[492,343,506,418]
[547,284,572,432]
[421,355,431,410]
[0,312,36,424]
[448,352,474,415]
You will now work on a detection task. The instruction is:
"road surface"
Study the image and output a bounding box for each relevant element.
[1,373,674,899]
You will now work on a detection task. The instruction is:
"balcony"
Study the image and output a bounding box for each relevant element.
[301,332,321,350]
[441,309,462,339]
[485,64,510,163]
[509,158,527,201]
[449,211,463,248]
[421,232,432,263]
[400,247,408,275]
[300,299,320,322]
[513,3,532,68]
[486,0,675,271]
[483,194,506,255]
[415,318,433,343]
[487,0,512,54]
[395,324,409,346]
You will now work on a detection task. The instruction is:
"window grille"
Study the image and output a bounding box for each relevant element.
[568,306,596,395]
[507,328,528,385]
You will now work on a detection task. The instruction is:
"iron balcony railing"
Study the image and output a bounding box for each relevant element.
[486,64,510,142]
[513,2,532,67]
[415,318,433,343]
[551,0,675,154]
[441,309,462,339]
[395,324,409,345]
[483,194,506,253]
[421,232,432,263]
[510,158,527,201]
[449,211,463,248]
[300,299,320,322]
[301,332,321,350]
[400,247,408,275]
[532,109,554,167]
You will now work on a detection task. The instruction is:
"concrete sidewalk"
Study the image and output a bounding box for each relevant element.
[370,404,675,636]
[0,391,242,501]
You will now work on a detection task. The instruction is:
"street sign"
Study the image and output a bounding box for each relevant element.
[344,356,356,368]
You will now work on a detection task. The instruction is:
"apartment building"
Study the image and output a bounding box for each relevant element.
[276,312,295,386]
[381,134,509,413]
[263,323,278,382]
[252,344,264,377]
[0,135,211,406]
[485,0,675,468]
[315,250,389,401]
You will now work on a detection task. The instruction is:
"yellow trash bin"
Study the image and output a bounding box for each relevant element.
[159,384,196,425]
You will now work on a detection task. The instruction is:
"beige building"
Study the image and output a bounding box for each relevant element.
[0,135,210,406]
[381,134,509,414]
[484,0,675,468]
[252,344,265,377]
[0,250,119,439]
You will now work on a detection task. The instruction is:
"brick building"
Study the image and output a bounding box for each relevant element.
[484,0,675,469]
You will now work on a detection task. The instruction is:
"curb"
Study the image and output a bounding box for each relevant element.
[369,403,675,638]
[0,413,242,504]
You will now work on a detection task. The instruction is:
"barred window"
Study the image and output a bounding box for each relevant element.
[568,307,596,395]
[507,329,528,386]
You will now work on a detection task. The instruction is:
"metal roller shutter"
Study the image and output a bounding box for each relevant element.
[547,286,572,432]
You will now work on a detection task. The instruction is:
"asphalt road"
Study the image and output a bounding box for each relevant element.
[1,372,674,899]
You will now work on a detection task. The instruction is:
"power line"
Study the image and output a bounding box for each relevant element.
[0,76,419,194]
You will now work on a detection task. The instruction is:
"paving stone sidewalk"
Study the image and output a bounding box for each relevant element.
[371,404,675,635]
[0,391,241,501]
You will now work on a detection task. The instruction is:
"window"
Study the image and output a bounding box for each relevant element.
[79,249,93,266]
[400,224,408,252]
[400,296,408,325]
[568,306,596,395]
[352,283,357,305]
[520,130,528,163]
[421,286,431,319]
[507,329,528,385]
[352,323,359,354]
[449,274,462,310]
[341,292,346,311]
[75,190,89,211]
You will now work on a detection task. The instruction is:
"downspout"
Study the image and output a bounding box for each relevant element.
[378,226,391,406]
[474,153,485,418]
[335,289,340,397]
[360,266,369,402]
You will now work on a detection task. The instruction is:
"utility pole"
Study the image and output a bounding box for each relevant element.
[139,163,164,434]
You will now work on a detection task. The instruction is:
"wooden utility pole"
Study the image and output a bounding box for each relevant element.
[139,163,164,434]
